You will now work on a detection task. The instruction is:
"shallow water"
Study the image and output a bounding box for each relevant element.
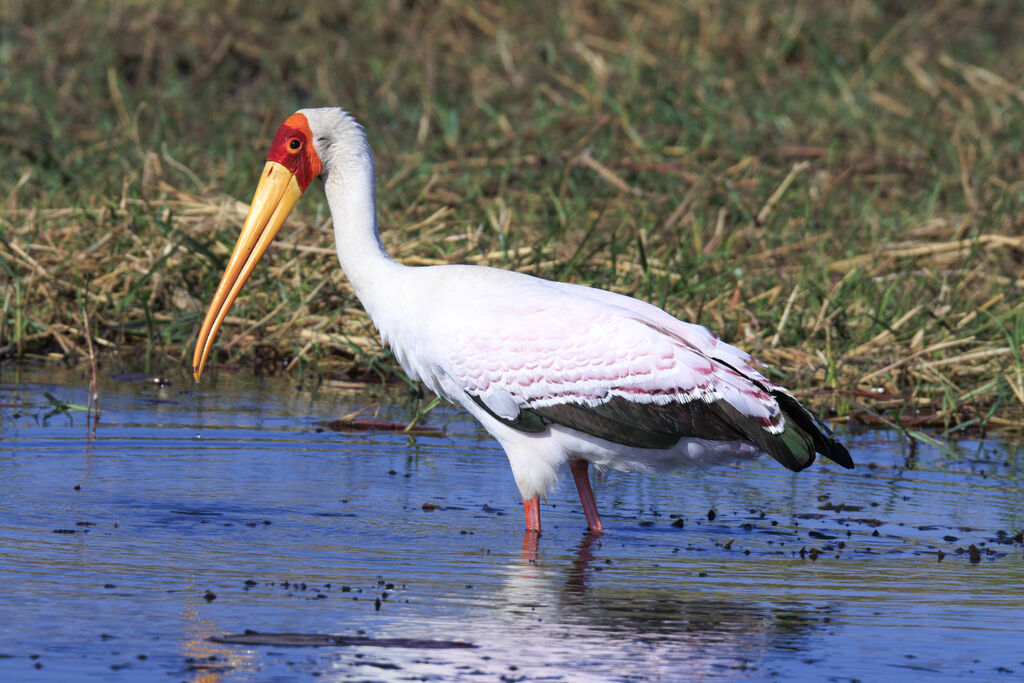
[1,362,1022,681]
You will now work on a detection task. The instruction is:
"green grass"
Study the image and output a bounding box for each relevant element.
[2,1,1023,430]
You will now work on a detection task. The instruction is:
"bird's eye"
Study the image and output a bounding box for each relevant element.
[288,138,302,152]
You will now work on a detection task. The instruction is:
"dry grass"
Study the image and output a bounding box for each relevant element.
[2,1,1023,433]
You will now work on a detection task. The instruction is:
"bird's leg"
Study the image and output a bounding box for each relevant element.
[523,496,542,535]
[570,459,604,534]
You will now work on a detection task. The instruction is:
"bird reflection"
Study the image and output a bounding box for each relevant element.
[502,534,830,677]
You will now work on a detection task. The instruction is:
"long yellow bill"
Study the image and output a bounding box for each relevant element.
[192,161,302,381]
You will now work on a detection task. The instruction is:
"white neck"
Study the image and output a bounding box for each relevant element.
[323,164,402,317]
[306,109,407,332]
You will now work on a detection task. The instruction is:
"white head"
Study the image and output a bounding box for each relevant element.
[192,107,378,380]
[298,107,374,187]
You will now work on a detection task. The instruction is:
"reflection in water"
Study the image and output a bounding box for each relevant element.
[180,580,254,683]
[0,365,1021,680]
[564,531,598,593]
[495,533,826,679]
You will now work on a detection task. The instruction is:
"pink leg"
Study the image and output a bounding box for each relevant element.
[523,496,541,535]
[570,459,604,534]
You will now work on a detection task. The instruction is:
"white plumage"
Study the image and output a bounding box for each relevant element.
[193,107,853,536]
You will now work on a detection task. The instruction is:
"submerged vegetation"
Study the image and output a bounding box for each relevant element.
[1,1,1023,432]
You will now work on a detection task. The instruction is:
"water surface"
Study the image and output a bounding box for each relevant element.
[1,363,1022,680]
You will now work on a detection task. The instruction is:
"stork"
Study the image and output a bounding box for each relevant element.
[192,108,853,536]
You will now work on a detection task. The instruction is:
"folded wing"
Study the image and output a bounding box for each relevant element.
[434,280,852,472]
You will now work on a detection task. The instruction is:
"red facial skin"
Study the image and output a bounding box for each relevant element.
[265,112,323,191]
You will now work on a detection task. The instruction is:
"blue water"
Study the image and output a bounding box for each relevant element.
[1,362,1022,680]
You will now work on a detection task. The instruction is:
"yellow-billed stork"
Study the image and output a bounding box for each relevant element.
[192,108,853,536]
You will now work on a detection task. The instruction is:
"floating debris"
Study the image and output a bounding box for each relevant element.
[210,630,475,649]
[316,417,443,437]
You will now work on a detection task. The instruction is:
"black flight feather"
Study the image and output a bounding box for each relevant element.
[468,389,853,473]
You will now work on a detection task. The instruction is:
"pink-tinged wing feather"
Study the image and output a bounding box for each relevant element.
[549,279,781,391]
[426,271,784,432]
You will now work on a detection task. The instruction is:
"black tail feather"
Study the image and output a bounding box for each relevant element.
[773,391,854,470]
